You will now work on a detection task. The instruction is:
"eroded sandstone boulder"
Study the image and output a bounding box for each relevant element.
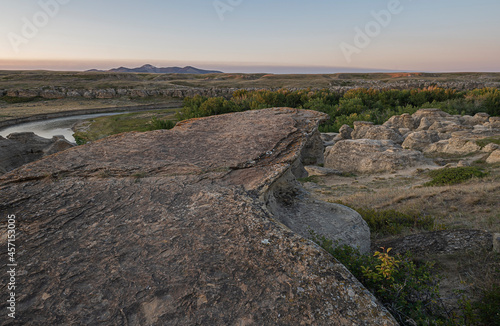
[412,109,460,130]
[402,130,441,151]
[352,109,500,159]
[482,143,500,153]
[383,113,416,130]
[0,136,30,174]
[0,108,396,325]
[487,149,500,164]
[375,230,493,256]
[488,116,500,129]
[351,121,404,144]
[265,169,370,253]
[339,124,353,139]
[423,135,482,155]
[325,139,428,174]
[0,132,74,174]
[301,130,324,166]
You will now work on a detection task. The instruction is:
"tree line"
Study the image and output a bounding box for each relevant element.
[176,87,500,132]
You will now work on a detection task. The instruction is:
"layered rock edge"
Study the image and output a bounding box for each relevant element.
[0,108,396,325]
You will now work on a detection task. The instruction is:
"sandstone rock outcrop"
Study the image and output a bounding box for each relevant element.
[339,124,353,139]
[423,136,482,155]
[336,109,500,171]
[352,121,404,144]
[0,108,396,325]
[487,149,500,164]
[411,109,462,130]
[402,130,441,151]
[265,169,370,254]
[0,132,74,174]
[383,113,416,130]
[375,230,494,256]
[324,139,428,174]
[301,130,325,166]
[3,78,500,102]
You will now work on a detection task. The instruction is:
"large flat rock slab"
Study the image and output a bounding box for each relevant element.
[0,108,396,325]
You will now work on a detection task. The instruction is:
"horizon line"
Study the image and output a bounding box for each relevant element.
[1,59,500,75]
[1,68,500,75]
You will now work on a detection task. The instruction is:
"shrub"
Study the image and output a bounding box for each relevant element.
[311,234,445,325]
[176,87,499,131]
[424,167,488,187]
[475,284,500,326]
[0,96,40,104]
[149,116,176,130]
[73,134,88,145]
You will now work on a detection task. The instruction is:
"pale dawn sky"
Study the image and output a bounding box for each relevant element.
[1,0,499,73]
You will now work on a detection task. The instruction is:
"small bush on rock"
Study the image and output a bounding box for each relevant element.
[311,233,445,325]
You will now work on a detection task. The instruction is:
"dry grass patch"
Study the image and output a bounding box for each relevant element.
[312,165,500,233]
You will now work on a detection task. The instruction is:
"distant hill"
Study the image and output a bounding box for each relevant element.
[87,64,223,74]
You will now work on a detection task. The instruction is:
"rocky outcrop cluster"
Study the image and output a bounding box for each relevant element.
[323,109,500,173]
[0,108,396,325]
[1,87,241,100]
[0,132,74,174]
[2,78,499,102]
[328,79,500,91]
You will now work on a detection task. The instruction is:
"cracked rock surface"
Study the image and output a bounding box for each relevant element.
[0,108,396,325]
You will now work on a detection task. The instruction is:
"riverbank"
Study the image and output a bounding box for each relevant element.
[72,110,178,144]
[0,98,182,128]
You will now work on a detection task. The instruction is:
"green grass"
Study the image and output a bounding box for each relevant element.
[476,137,500,149]
[312,233,498,325]
[338,204,436,236]
[0,96,44,104]
[424,167,488,187]
[73,110,177,144]
[150,116,176,130]
[311,234,445,325]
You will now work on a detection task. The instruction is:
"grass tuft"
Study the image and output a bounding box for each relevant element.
[476,137,500,149]
[338,203,436,236]
[424,167,488,187]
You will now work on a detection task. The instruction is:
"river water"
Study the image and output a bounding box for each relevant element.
[0,112,128,143]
